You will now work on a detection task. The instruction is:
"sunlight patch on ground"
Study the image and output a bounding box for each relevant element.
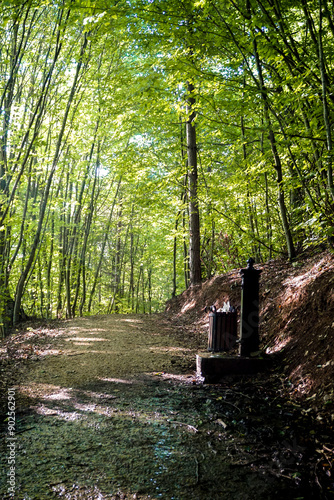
[31,405,61,416]
[98,377,134,384]
[60,348,150,356]
[65,348,146,355]
[65,337,109,342]
[18,383,73,399]
[289,364,314,395]
[44,388,73,400]
[118,318,144,324]
[65,328,109,335]
[148,346,193,353]
[181,299,196,313]
[266,336,292,354]
[35,349,63,356]
[150,372,197,383]
[30,397,178,425]
[73,402,97,412]
[51,483,110,498]
[32,404,84,420]
[283,257,332,305]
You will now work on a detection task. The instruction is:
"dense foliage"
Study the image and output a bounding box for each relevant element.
[1,0,334,332]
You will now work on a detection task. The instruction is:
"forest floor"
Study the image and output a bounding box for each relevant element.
[0,249,334,499]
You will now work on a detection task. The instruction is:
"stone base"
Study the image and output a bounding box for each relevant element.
[196,352,270,383]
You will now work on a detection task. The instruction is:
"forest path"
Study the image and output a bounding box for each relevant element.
[0,314,319,499]
[16,314,196,390]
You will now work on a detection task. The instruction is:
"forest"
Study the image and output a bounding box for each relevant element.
[1,0,334,334]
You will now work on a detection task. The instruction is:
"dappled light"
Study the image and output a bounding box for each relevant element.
[150,372,198,384]
[44,389,73,401]
[65,337,110,342]
[119,318,145,324]
[32,403,83,421]
[265,336,292,354]
[1,309,333,498]
[282,258,333,306]
[99,377,136,385]
[34,348,63,357]
[65,328,110,335]
[4,364,324,499]
[289,365,314,396]
[181,299,196,313]
[1,0,334,496]
[148,346,192,353]
[18,383,73,398]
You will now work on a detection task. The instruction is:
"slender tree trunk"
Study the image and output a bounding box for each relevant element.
[183,204,189,289]
[253,38,296,260]
[38,256,44,317]
[172,222,178,298]
[180,125,190,289]
[88,176,121,312]
[208,218,215,278]
[172,212,181,298]
[46,216,54,318]
[135,264,143,314]
[264,172,273,259]
[65,175,73,318]
[129,230,136,312]
[108,204,122,313]
[57,187,66,318]
[141,264,145,314]
[147,266,152,314]
[318,0,334,202]
[186,82,201,285]
[241,112,260,261]
[73,139,100,317]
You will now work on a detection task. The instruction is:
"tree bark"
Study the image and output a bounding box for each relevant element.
[318,0,334,202]
[253,37,296,260]
[186,81,201,285]
[88,176,121,312]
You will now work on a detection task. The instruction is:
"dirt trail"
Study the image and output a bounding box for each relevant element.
[0,314,329,499]
[15,314,196,389]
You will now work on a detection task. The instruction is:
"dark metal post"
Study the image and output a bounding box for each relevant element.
[239,258,262,357]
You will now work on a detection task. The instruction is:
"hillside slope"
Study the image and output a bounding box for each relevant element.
[166,249,334,406]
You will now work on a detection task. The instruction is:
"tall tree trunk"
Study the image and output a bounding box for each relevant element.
[318,0,334,202]
[73,137,100,317]
[241,112,260,262]
[264,172,273,259]
[253,37,296,260]
[129,230,138,312]
[65,174,73,318]
[186,81,201,285]
[108,204,123,313]
[135,264,143,314]
[180,125,189,289]
[147,266,152,314]
[172,216,178,298]
[46,216,54,318]
[183,202,189,289]
[88,176,121,312]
